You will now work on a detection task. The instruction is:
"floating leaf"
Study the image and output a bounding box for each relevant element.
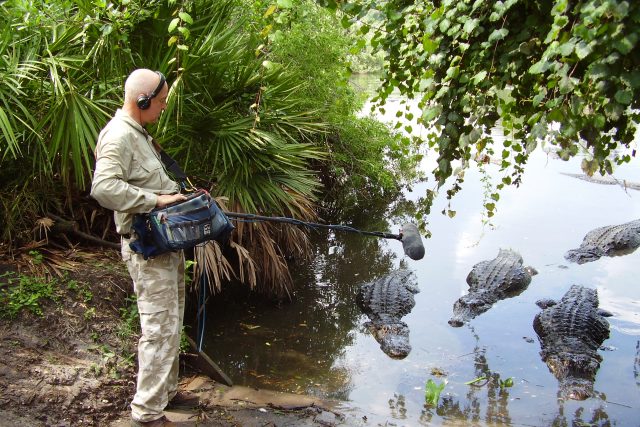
[464,376,487,385]
[425,379,447,407]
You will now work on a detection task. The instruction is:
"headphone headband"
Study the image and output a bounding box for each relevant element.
[149,71,166,99]
[137,71,166,110]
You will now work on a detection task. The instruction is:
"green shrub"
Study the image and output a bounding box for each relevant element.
[0,272,56,318]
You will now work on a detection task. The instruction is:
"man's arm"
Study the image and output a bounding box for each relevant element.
[90,137,158,213]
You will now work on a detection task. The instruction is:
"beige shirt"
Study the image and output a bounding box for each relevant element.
[90,109,180,234]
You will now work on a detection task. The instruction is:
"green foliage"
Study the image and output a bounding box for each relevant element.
[0,0,421,293]
[499,376,514,390]
[180,327,191,354]
[425,378,447,407]
[325,0,639,220]
[262,1,420,214]
[117,295,140,341]
[0,272,57,318]
[465,373,514,390]
[465,375,488,385]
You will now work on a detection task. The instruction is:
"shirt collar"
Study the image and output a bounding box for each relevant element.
[114,109,148,137]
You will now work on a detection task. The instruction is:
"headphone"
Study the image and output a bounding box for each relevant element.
[136,71,166,110]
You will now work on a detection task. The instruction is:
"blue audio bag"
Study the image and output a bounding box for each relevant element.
[131,190,234,259]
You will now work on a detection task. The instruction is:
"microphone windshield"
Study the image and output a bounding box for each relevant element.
[400,223,425,260]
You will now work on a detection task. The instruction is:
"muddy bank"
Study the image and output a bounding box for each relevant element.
[0,250,361,426]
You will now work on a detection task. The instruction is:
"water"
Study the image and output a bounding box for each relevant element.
[200,77,640,426]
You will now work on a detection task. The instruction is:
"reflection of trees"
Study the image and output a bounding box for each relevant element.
[417,325,618,426]
[187,203,399,399]
[388,393,407,420]
[420,326,512,425]
[549,402,611,427]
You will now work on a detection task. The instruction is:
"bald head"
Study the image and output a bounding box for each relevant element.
[124,69,164,105]
[122,68,169,125]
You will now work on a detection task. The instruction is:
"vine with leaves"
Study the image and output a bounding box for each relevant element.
[320,0,639,224]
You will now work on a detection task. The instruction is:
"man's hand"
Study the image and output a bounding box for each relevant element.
[156,193,187,208]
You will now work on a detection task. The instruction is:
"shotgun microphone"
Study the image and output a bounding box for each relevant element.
[400,223,425,260]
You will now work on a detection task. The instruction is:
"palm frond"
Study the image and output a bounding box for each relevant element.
[193,241,236,293]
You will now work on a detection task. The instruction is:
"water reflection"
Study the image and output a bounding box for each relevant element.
[197,76,640,425]
[196,205,402,400]
[550,402,612,427]
[636,340,640,388]
[420,327,513,425]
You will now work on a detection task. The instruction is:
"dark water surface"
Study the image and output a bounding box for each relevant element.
[201,84,640,425]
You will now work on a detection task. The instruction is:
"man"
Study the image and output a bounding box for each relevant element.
[91,69,197,427]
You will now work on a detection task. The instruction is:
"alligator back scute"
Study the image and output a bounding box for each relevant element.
[565,219,640,264]
[356,269,419,359]
[466,249,531,292]
[449,249,534,327]
[533,285,611,400]
[356,269,418,321]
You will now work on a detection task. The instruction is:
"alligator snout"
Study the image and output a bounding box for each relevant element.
[559,378,594,400]
[448,317,464,327]
[380,335,411,359]
[369,321,411,359]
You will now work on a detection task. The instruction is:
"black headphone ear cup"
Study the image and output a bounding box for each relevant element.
[137,95,150,110]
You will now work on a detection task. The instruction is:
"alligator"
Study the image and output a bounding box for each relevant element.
[635,340,640,388]
[533,284,612,400]
[356,269,419,359]
[560,172,640,191]
[564,219,640,264]
[448,249,536,327]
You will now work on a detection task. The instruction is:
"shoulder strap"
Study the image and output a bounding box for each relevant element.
[151,139,195,192]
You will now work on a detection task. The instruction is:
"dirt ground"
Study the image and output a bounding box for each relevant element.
[0,249,358,427]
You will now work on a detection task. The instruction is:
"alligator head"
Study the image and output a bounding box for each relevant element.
[544,352,602,400]
[365,320,411,359]
[448,293,493,327]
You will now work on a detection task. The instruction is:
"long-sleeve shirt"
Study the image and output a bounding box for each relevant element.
[91,109,179,234]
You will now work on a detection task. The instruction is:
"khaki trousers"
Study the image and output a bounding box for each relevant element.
[122,239,185,422]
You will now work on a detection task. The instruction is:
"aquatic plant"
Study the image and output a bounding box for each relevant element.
[425,378,447,407]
